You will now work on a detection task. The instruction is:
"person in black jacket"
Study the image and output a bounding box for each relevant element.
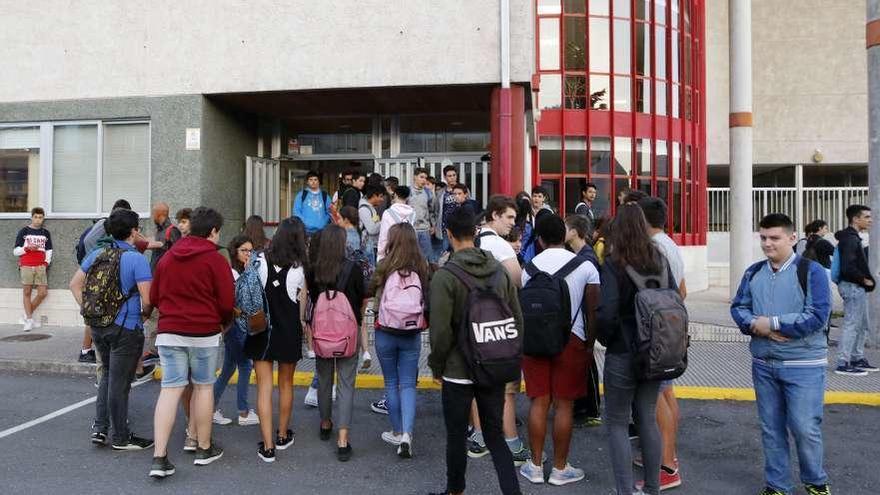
[834,204,876,375]
[801,220,834,269]
[597,204,677,495]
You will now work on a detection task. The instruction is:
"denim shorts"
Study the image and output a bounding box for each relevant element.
[158,345,220,388]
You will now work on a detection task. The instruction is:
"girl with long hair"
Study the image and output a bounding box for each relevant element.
[596,204,676,495]
[306,225,366,462]
[243,217,309,463]
[242,215,270,251]
[367,223,429,458]
[212,235,259,427]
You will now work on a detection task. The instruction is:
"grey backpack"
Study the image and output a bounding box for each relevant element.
[625,257,689,381]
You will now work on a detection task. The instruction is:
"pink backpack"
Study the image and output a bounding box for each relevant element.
[378,270,426,332]
[311,265,358,358]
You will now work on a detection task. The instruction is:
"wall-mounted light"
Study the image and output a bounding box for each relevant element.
[812,149,824,164]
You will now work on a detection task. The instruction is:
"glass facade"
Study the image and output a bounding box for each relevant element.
[535,0,705,244]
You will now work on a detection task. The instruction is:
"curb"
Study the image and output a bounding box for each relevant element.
[0,358,96,376]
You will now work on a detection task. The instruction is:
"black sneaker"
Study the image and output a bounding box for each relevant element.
[275,429,294,451]
[758,487,786,495]
[257,442,276,463]
[194,443,223,465]
[804,483,831,495]
[852,358,879,372]
[91,431,107,446]
[320,422,333,441]
[834,363,868,376]
[149,456,175,478]
[78,349,96,364]
[467,439,489,458]
[337,443,353,462]
[112,434,154,450]
[133,364,156,384]
[371,398,389,415]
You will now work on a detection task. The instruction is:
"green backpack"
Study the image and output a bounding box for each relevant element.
[81,247,137,328]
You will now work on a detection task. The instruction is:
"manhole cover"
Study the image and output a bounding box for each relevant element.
[0,333,51,342]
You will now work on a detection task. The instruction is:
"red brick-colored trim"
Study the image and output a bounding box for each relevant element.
[868,19,880,49]
[729,112,753,128]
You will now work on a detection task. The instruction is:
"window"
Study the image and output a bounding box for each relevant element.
[539,74,563,109]
[589,74,611,109]
[540,18,561,70]
[565,75,587,109]
[52,125,98,213]
[564,17,586,70]
[102,123,150,212]
[565,136,587,173]
[538,0,562,15]
[0,127,40,213]
[613,19,631,73]
[614,76,632,111]
[589,0,609,16]
[589,18,610,73]
[539,136,563,173]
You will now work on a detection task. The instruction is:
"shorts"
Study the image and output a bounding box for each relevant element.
[158,345,220,388]
[522,336,589,400]
[20,265,47,286]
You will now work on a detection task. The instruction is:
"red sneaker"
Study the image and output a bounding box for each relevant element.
[659,467,682,491]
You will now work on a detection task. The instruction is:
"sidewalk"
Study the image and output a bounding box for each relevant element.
[2,288,878,404]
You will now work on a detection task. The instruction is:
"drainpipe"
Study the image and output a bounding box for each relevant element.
[867,0,880,341]
[498,0,513,195]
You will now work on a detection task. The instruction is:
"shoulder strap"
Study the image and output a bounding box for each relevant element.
[524,261,540,277]
[336,260,354,291]
[796,256,810,295]
[624,257,669,290]
[553,255,587,281]
[323,190,329,205]
[478,230,496,239]
[442,262,478,292]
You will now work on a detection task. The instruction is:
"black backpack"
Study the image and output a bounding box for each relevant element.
[300,189,329,208]
[442,263,522,387]
[473,230,497,248]
[746,256,810,295]
[520,256,586,357]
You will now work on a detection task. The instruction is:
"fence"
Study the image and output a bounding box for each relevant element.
[708,187,869,233]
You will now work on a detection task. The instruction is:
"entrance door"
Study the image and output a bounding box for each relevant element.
[374,156,490,208]
[245,156,280,223]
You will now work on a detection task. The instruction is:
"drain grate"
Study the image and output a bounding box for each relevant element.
[0,333,51,342]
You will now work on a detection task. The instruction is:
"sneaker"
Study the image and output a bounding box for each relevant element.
[194,444,223,465]
[548,463,586,486]
[141,352,160,366]
[659,466,682,490]
[133,364,156,384]
[91,431,107,446]
[467,439,489,458]
[306,349,316,359]
[257,442,276,463]
[852,358,879,372]
[804,483,831,495]
[23,319,33,332]
[371,398,389,415]
[834,363,868,376]
[397,433,412,459]
[337,443,353,462]
[519,459,545,484]
[31,318,41,328]
[275,429,294,450]
[112,434,154,450]
[149,456,176,478]
[304,386,318,407]
[238,410,260,426]
[758,488,786,495]
[381,431,403,446]
[183,431,198,452]
[212,410,232,425]
[511,446,532,467]
[628,423,640,440]
[78,349,97,364]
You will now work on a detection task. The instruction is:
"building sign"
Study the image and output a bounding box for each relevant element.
[185,128,201,150]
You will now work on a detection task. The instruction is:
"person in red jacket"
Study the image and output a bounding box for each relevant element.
[145,207,234,479]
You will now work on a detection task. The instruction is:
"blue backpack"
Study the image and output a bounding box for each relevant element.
[235,254,270,335]
[830,247,841,284]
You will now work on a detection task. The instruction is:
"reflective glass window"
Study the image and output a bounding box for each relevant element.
[539,136,563,173]
[636,138,651,175]
[565,137,587,173]
[672,142,681,179]
[565,75,588,109]
[615,137,632,176]
[656,140,668,177]
[656,80,667,115]
[636,78,651,113]
[613,19,631,73]
[540,18,561,70]
[656,0,667,24]
[538,0,562,15]
[589,18,610,72]
[671,30,680,83]
[614,76,631,111]
[539,74,563,110]
[589,0,609,16]
[636,22,651,76]
[563,0,586,13]
[655,25,667,79]
[590,137,612,174]
[635,0,651,20]
[589,75,611,110]
[613,0,630,18]
[565,17,587,69]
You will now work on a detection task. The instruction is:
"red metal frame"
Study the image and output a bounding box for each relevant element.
[534,0,706,246]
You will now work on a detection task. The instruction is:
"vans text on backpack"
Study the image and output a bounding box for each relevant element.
[378,270,426,332]
[310,262,359,358]
[625,257,689,381]
[81,246,138,328]
[520,256,587,358]
[442,263,522,386]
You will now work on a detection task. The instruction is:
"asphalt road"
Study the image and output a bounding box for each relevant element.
[1,371,878,495]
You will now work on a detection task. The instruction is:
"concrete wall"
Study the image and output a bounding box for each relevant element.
[706,0,868,167]
[0,0,534,103]
[681,245,709,293]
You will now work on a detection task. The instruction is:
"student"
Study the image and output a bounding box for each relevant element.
[801,220,834,269]
[575,182,597,221]
[514,192,536,265]
[597,204,675,495]
[427,208,523,495]
[408,167,435,262]
[432,165,461,256]
[368,223,429,458]
[332,169,354,205]
[212,235,259,428]
[293,170,333,237]
[342,171,366,209]
[384,176,400,212]
[519,215,599,486]
[452,183,481,217]
[164,208,192,247]
[377,186,415,262]
[530,186,554,216]
[149,202,173,272]
[147,207,235,478]
[593,216,613,265]
[358,185,385,267]
[338,206,361,255]
[243,217,309,462]
[730,213,831,495]
[307,225,366,462]
[242,215,270,252]
[14,207,52,332]
[69,208,153,451]
[834,204,876,375]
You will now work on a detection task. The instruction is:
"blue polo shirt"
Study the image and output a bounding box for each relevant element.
[81,240,152,331]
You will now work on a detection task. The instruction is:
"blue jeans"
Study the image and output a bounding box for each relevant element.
[752,359,828,493]
[416,230,435,263]
[158,345,220,388]
[375,331,421,435]
[837,281,870,365]
[214,328,252,412]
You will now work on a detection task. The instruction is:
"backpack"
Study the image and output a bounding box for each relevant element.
[310,262,359,358]
[474,230,497,249]
[747,256,811,294]
[830,247,841,284]
[377,270,426,332]
[235,254,270,336]
[350,249,374,288]
[625,257,689,381]
[520,256,586,357]
[300,189,330,213]
[80,247,137,328]
[442,263,522,386]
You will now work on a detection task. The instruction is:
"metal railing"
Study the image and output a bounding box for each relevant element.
[708,187,869,233]
[374,158,490,208]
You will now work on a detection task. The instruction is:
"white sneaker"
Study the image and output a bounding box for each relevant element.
[547,463,585,486]
[306,349,316,359]
[31,317,41,328]
[381,431,403,445]
[23,319,33,332]
[397,432,412,458]
[212,410,232,425]
[519,459,545,484]
[238,410,259,426]
[304,387,318,407]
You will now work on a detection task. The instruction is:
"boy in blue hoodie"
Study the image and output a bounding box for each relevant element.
[730,213,831,495]
[293,171,332,237]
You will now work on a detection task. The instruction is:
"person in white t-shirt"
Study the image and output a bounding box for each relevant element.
[519,214,600,486]
[637,196,686,490]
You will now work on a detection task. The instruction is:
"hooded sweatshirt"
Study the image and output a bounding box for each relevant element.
[407,185,433,232]
[293,188,332,234]
[358,197,381,246]
[151,235,235,337]
[377,202,416,261]
[835,226,874,291]
[428,248,523,381]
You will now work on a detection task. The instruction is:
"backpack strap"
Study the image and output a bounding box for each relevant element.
[524,261,540,278]
[624,256,669,290]
[553,255,587,281]
[442,262,478,292]
[796,256,810,296]
[336,260,354,292]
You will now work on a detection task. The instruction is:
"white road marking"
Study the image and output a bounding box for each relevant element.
[0,379,152,440]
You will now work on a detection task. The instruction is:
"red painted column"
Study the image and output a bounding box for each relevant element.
[490,84,526,195]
